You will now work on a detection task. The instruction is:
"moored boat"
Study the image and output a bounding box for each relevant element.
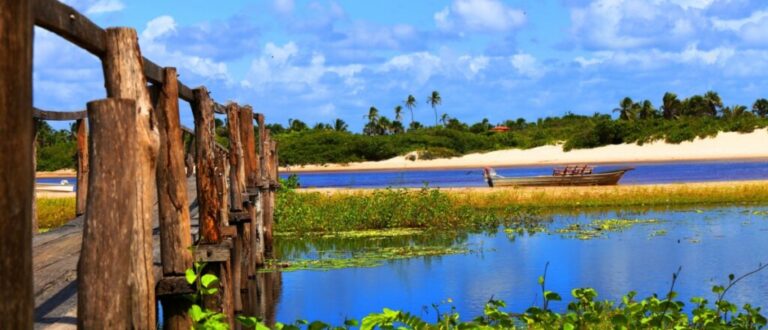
[483,165,634,187]
[36,180,75,192]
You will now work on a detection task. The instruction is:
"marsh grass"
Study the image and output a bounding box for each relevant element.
[37,197,76,230]
[446,181,768,209]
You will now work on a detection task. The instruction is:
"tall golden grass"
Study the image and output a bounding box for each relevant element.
[445,181,768,209]
[37,197,76,230]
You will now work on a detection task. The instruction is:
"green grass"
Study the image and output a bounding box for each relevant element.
[37,197,76,230]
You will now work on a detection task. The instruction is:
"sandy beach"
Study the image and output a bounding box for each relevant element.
[36,169,76,178]
[283,130,768,173]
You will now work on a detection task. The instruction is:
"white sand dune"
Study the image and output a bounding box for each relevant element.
[284,130,768,173]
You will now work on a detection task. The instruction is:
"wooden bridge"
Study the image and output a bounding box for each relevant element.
[2,0,282,328]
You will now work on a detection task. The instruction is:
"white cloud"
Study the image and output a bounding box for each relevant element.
[458,55,489,77]
[274,0,294,14]
[381,52,442,85]
[140,16,228,81]
[142,16,176,41]
[435,0,526,33]
[243,42,364,96]
[85,0,125,14]
[711,10,768,45]
[573,44,735,69]
[510,53,545,79]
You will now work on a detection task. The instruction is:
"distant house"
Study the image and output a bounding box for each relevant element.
[489,125,509,133]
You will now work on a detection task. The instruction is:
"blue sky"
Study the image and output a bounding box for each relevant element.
[34,0,768,130]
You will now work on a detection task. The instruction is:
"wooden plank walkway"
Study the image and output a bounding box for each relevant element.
[32,177,199,329]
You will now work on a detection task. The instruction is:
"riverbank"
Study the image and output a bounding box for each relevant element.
[282,130,768,173]
[37,169,76,178]
[300,180,768,208]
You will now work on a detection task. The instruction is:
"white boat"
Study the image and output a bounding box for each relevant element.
[36,180,75,192]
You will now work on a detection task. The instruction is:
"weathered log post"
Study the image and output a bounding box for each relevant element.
[263,133,277,258]
[77,98,138,328]
[225,103,248,313]
[154,67,194,329]
[75,118,89,216]
[191,87,234,324]
[0,0,34,325]
[102,27,160,327]
[192,87,222,243]
[254,113,268,266]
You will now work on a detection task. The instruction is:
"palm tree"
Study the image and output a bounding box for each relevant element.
[752,98,768,117]
[404,95,417,125]
[394,105,403,123]
[333,118,348,132]
[703,90,723,116]
[732,105,748,117]
[613,97,636,121]
[363,106,380,135]
[661,92,680,119]
[440,113,450,126]
[638,100,656,120]
[426,90,442,126]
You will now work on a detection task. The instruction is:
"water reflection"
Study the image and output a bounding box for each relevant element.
[268,205,768,325]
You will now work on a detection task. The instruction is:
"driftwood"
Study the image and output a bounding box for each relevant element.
[77,98,137,328]
[0,0,34,326]
[102,27,159,328]
[75,118,89,216]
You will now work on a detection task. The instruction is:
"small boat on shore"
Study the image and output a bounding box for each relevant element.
[36,180,75,193]
[483,165,634,187]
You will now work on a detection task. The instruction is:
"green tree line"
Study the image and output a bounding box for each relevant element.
[33,91,768,170]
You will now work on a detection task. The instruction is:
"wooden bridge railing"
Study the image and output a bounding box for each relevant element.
[1,0,280,328]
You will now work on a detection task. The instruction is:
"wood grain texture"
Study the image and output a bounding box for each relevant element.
[226,103,245,211]
[33,107,87,120]
[155,67,193,276]
[0,0,34,327]
[77,98,137,328]
[239,106,258,188]
[75,119,89,216]
[101,27,159,328]
[191,87,221,244]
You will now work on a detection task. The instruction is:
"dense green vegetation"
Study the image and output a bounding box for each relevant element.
[31,91,768,169]
[36,197,76,231]
[273,91,768,166]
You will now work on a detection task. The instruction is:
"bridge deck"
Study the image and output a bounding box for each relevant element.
[32,177,199,329]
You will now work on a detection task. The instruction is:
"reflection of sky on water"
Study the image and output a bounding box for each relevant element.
[286,160,768,188]
[275,206,768,324]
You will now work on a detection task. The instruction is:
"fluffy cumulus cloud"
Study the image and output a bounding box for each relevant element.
[139,16,229,81]
[242,42,364,98]
[435,0,526,33]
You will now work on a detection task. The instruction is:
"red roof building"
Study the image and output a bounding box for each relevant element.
[489,125,510,133]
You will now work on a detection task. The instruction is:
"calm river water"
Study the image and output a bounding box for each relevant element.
[288,160,768,188]
[270,206,768,324]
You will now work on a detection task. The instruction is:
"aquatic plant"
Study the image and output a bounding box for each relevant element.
[239,264,768,330]
[275,187,539,234]
[555,218,660,240]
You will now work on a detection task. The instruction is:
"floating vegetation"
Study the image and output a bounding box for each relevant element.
[276,228,426,239]
[649,229,668,237]
[555,218,660,240]
[264,245,469,272]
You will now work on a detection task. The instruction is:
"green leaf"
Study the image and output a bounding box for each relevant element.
[185,268,197,284]
[201,274,219,289]
[344,319,359,327]
[538,275,544,285]
[189,304,204,322]
[544,291,562,302]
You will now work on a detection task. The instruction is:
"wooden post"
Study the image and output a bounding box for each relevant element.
[75,118,89,216]
[0,0,33,326]
[154,68,193,329]
[239,106,258,188]
[78,98,138,328]
[32,119,38,235]
[102,27,160,328]
[191,87,221,244]
[263,133,276,258]
[226,104,245,210]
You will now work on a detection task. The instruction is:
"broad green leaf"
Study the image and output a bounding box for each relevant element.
[185,268,197,284]
[201,274,219,289]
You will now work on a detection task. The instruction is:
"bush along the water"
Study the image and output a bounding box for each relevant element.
[274,187,539,234]
[187,263,768,329]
